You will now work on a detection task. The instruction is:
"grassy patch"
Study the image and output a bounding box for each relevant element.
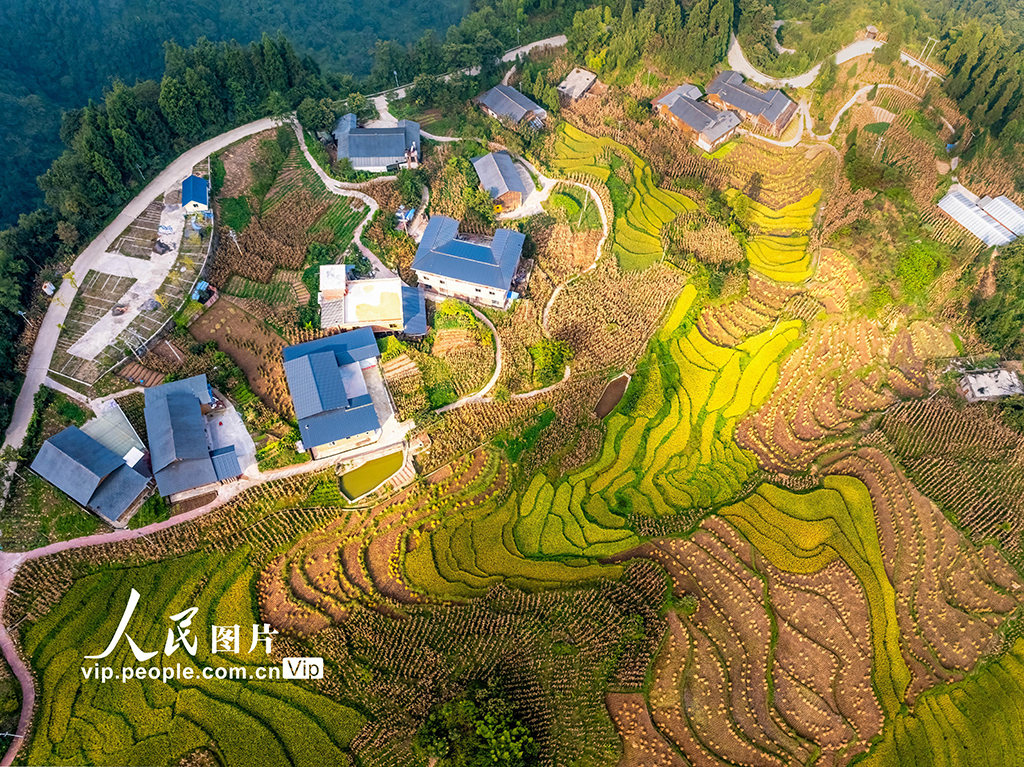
[220,196,252,232]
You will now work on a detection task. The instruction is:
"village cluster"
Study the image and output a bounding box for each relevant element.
[22,47,1024,535]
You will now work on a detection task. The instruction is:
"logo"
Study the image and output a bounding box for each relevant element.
[281,658,324,680]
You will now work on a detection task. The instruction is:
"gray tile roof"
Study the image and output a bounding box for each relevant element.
[31,426,126,506]
[282,328,383,449]
[144,375,226,497]
[655,84,703,106]
[87,464,150,523]
[707,71,793,125]
[145,391,208,474]
[478,85,546,124]
[30,426,149,521]
[333,113,420,169]
[472,153,526,200]
[412,216,524,292]
[401,286,428,337]
[144,374,212,407]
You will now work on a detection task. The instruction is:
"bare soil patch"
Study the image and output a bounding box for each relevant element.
[189,298,292,416]
[595,374,628,418]
[219,129,276,199]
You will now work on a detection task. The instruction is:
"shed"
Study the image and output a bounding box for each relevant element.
[961,369,1024,402]
[938,190,1016,246]
[557,69,598,101]
[182,175,210,214]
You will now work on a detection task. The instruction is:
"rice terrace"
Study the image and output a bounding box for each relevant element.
[3,5,1024,767]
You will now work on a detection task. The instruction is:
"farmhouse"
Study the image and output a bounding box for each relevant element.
[181,174,210,213]
[938,187,1024,246]
[283,327,394,459]
[30,426,150,525]
[557,68,598,101]
[706,71,797,137]
[319,265,427,336]
[477,85,546,128]
[654,84,741,152]
[961,368,1024,402]
[333,113,421,172]
[144,374,242,498]
[412,216,525,309]
[472,152,527,212]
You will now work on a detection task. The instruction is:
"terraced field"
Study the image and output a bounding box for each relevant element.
[551,123,697,271]
[726,188,821,283]
[11,124,1024,767]
[22,547,365,766]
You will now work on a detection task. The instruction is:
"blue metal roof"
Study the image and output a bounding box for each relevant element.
[282,326,379,364]
[210,446,241,482]
[401,286,427,337]
[31,426,125,506]
[282,328,383,449]
[182,175,209,206]
[412,216,524,291]
[88,464,150,523]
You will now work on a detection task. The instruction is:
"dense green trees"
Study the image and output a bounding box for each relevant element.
[415,683,537,767]
[0,0,472,229]
[972,242,1024,356]
[943,21,1024,141]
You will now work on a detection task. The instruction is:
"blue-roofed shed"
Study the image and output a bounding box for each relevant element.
[412,216,524,308]
[30,426,150,524]
[182,175,210,213]
[282,327,385,458]
[401,286,428,337]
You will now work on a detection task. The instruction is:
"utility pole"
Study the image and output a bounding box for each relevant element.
[921,36,939,65]
[872,134,885,162]
[517,27,521,47]
[393,70,399,89]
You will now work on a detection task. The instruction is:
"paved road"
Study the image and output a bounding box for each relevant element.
[728,33,942,90]
[291,122,397,278]
[368,34,568,128]
[0,117,280,475]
